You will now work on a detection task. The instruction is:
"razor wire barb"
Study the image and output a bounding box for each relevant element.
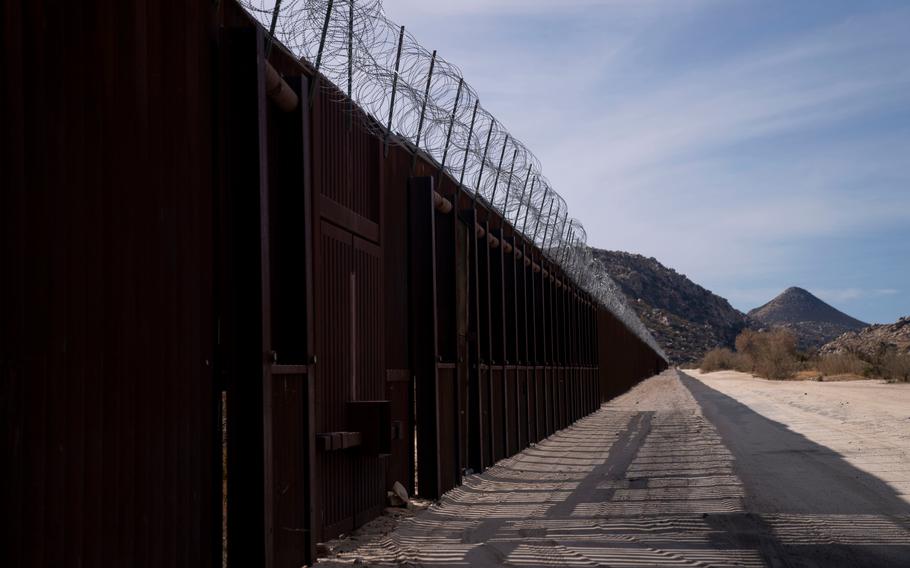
[241,0,666,359]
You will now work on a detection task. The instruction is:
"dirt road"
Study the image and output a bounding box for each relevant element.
[318,370,910,567]
[685,370,910,506]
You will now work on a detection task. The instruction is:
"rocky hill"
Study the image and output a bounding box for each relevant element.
[748,287,867,350]
[591,249,751,364]
[819,316,910,358]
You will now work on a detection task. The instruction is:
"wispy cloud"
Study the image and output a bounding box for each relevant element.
[815,288,900,303]
[381,0,910,323]
[381,0,682,18]
[548,8,910,181]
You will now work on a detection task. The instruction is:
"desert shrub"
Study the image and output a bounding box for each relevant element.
[705,328,799,379]
[867,346,910,383]
[700,348,750,373]
[707,329,909,382]
[700,348,732,372]
[734,329,759,370]
[814,352,868,376]
[751,329,798,379]
[881,353,910,382]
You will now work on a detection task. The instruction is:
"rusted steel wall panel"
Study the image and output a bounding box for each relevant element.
[576,368,583,422]
[455,212,472,475]
[381,150,412,370]
[488,229,507,466]
[311,153,388,539]
[352,125,381,223]
[516,249,529,365]
[516,367,529,450]
[385,369,411,491]
[478,366,492,469]
[315,221,391,539]
[503,238,519,366]
[578,369,587,418]
[504,367,519,455]
[2,3,667,567]
[312,87,350,207]
[437,365,459,494]
[315,221,356,537]
[557,368,567,430]
[270,372,310,566]
[527,367,539,444]
[305,55,391,537]
[381,147,413,494]
[408,177,442,499]
[311,89,380,226]
[300,38,666,537]
[489,231,506,365]
[489,366,506,463]
[597,308,667,403]
[1,2,216,567]
[541,368,552,437]
[352,236,386,525]
[465,209,484,473]
[266,73,318,567]
[536,368,547,439]
[220,25,271,568]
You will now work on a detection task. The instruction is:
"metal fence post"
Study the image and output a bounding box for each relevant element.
[308,0,335,106]
[439,77,463,172]
[346,0,355,129]
[555,210,569,262]
[500,148,518,221]
[414,50,437,149]
[521,176,537,236]
[472,121,494,205]
[458,99,480,190]
[265,0,283,58]
[513,168,531,229]
[562,230,576,265]
[531,188,549,246]
[488,134,509,209]
[539,199,556,255]
[384,25,405,156]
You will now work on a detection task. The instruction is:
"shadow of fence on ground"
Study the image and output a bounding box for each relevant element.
[316,370,910,567]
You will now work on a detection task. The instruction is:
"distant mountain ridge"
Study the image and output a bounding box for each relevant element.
[748,287,867,349]
[820,316,910,358]
[590,251,875,360]
[591,249,750,364]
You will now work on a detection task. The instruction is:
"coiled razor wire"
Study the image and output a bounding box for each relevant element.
[241,0,666,360]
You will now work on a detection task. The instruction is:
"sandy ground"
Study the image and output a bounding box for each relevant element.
[686,369,910,505]
[316,370,910,567]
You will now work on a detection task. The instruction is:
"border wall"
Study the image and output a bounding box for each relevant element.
[0,2,668,567]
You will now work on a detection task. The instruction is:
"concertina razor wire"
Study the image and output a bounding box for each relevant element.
[241,0,667,360]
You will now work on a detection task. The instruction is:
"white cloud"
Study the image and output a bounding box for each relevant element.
[378,0,910,321]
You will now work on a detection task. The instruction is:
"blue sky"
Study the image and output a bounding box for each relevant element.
[380,0,910,324]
